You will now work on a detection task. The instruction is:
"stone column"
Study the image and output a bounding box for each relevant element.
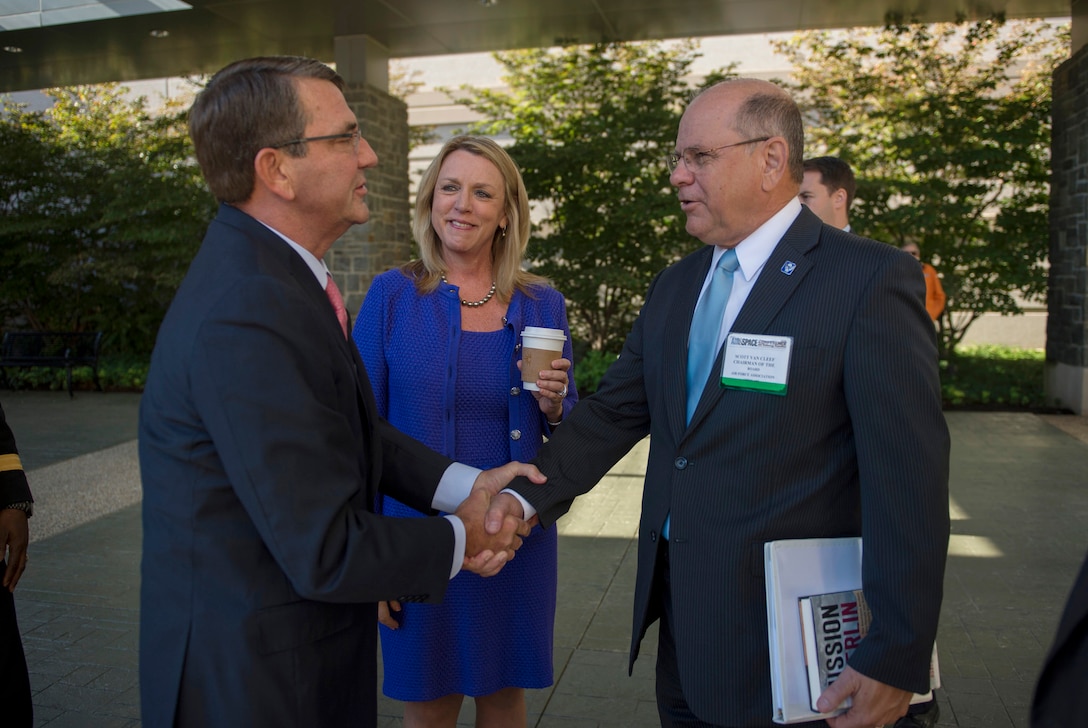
[328,35,414,316]
[1046,12,1088,415]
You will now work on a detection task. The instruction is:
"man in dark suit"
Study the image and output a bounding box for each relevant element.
[138,56,539,728]
[1031,549,1088,727]
[494,79,950,727]
[0,400,33,728]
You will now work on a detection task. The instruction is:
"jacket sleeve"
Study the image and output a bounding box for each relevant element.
[511,275,660,527]
[0,401,33,507]
[845,252,950,693]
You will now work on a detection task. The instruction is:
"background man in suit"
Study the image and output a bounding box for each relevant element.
[1031,549,1088,727]
[138,56,539,728]
[494,79,950,728]
[799,156,855,232]
[0,400,33,728]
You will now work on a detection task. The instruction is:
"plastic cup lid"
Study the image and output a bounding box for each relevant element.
[522,326,566,340]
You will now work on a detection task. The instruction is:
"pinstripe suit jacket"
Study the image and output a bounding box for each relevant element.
[516,207,950,726]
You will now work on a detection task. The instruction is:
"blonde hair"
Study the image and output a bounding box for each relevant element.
[405,135,547,299]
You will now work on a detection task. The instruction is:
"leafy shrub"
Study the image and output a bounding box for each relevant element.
[940,345,1046,409]
[1,345,1050,413]
[1,355,149,393]
[574,349,620,395]
[572,344,1047,409]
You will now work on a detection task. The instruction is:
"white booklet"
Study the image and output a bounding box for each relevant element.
[798,589,938,714]
[764,537,940,725]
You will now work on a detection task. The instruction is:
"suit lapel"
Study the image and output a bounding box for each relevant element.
[730,237,815,335]
[281,248,382,487]
[686,209,823,431]
[220,205,355,351]
[219,206,381,480]
[669,247,715,441]
[296,267,376,416]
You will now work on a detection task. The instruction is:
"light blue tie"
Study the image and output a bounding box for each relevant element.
[685,248,739,423]
[665,248,738,541]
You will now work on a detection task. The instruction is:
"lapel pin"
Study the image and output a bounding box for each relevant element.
[781,261,797,275]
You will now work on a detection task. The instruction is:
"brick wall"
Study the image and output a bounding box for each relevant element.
[1046,42,1088,412]
[1048,43,1088,368]
[326,85,414,316]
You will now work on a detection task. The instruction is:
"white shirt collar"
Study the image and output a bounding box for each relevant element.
[258,221,330,289]
[711,197,803,280]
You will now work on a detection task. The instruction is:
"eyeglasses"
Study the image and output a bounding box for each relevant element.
[269,129,361,153]
[665,137,771,173]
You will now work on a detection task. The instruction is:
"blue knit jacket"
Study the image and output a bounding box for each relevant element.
[352,269,578,464]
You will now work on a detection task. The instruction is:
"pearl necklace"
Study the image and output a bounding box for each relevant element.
[441,275,497,308]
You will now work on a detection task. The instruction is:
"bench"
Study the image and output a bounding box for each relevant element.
[0,331,104,398]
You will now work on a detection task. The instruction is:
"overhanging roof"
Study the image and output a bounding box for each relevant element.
[0,0,1071,92]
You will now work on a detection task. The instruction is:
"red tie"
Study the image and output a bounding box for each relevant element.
[325,273,349,339]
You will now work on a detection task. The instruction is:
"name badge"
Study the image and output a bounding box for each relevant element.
[720,333,793,395]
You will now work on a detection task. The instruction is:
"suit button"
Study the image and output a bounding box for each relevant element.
[510,429,522,440]
[674,457,688,469]
[510,387,521,396]
[650,531,658,542]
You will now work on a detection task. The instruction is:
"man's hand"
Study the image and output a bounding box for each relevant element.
[472,461,546,498]
[455,488,531,577]
[818,665,911,728]
[0,508,29,592]
[485,491,528,536]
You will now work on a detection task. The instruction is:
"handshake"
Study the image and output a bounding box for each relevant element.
[454,462,544,577]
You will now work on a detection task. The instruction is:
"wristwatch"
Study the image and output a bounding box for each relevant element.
[4,500,34,517]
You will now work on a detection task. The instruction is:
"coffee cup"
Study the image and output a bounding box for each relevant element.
[521,326,567,391]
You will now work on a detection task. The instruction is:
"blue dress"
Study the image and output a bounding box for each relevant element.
[353,269,577,701]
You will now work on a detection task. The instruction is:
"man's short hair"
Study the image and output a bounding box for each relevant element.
[694,79,805,184]
[188,56,343,204]
[802,156,856,209]
[734,92,805,184]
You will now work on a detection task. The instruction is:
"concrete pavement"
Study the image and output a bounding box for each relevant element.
[2,390,1086,727]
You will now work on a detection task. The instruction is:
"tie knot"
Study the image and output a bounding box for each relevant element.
[718,248,739,273]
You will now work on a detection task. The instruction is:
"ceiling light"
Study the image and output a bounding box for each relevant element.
[479,0,498,6]
[149,29,169,38]
[3,46,23,53]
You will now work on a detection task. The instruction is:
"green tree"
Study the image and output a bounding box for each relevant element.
[0,84,215,355]
[457,42,732,352]
[774,17,1068,359]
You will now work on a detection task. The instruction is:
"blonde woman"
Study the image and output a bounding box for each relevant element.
[352,135,576,728]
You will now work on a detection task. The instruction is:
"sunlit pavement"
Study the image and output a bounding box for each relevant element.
[3,390,1086,727]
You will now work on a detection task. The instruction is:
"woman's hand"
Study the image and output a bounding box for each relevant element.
[378,600,402,629]
[519,357,571,424]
